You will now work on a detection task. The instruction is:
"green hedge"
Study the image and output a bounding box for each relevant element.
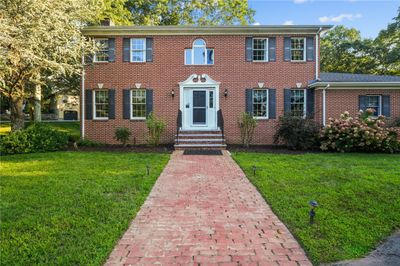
[0,123,69,155]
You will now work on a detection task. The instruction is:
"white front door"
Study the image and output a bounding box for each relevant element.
[183,88,216,130]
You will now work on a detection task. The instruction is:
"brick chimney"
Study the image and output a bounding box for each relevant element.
[100,18,114,26]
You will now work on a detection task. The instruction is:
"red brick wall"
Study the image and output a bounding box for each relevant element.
[314,88,400,124]
[83,35,317,144]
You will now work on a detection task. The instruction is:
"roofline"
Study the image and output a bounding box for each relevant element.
[82,25,333,36]
[310,81,400,89]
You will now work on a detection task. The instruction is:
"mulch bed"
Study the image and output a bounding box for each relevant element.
[227,144,322,154]
[67,144,174,153]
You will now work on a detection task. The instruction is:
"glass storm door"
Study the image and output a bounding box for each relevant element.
[192,90,207,125]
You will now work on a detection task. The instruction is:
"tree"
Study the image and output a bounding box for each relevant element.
[0,0,99,131]
[125,0,255,25]
[97,0,132,25]
[321,7,400,76]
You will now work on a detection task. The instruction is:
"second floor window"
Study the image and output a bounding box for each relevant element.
[253,38,268,61]
[131,89,146,118]
[253,89,268,118]
[291,38,305,61]
[290,89,306,116]
[93,90,109,119]
[131,38,146,62]
[185,39,214,65]
[94,39,109,62]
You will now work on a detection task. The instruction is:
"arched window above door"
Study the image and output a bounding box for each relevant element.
[185,39,214,65]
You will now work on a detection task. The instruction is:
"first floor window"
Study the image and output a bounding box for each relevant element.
[94,39,109,62]
[253,89,268,118]
[290,89,306,116]
[131,38,146,62]
[253,38,268,61]
[365,95,381,116]
[94,90,109,119]
[131,89,146,118]
[291,38,305,61]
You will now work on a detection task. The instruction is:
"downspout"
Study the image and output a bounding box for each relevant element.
[315,27,322,80]
[322,84,330,126]
[81,55,85,139]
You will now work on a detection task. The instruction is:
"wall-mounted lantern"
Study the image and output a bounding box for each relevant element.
[224,89,228,97]
[171,89,175,97]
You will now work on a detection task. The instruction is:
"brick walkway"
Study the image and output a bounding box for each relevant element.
[105,151,311,266]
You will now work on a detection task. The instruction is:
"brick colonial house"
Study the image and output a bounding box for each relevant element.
[81,24,400,148]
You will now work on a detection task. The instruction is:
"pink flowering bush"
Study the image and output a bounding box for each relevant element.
[320,109,399,153]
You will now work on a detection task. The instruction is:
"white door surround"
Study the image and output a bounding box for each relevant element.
[179,74,220,131]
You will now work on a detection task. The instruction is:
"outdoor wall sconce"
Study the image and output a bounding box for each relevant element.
[224,89,228,97]
[171,89,175,97]
[309,200,318,224]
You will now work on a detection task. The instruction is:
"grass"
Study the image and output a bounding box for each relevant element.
[232,152,400,264]
[0,151,169,265]
[0,121,80,139]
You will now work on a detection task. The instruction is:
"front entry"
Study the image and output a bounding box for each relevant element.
[183,88,216,130]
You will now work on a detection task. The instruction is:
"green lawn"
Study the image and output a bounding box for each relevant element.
[0,151,169,265]
[232,152,400,264]
[0,121,80,139]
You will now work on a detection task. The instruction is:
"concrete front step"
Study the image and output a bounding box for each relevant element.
[179,130,222,134]
[176,134,223,138]
[175,138,225,142]
[175,130,226,150]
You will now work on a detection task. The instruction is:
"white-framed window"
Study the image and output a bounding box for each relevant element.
[290,89,306,117]
[93,90,109,119]
[184,39,214,65]
[94,39,109,62]
[291,38,306,61]
[253,38,268,62]
[253,89,268,118]
[365,95,382,117]
[131,89,146,119]
[131,38,146,62]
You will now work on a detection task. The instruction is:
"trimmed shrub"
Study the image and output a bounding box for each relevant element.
[0,123,69,155]
[114,127,131,147]
[76,138,103,147]
[274,114,320,150]
[320,109,399,153]
[238,112,257,147]
[146,113,166,146]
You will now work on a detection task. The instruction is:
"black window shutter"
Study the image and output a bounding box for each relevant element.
[245,89,253,114]
[146,89,153,117]
[108,89,115,119]
[146,38,153,62]
[123,89,130,119]
[123,38,130,62]
[382,95,390,117]
[306,37,315,61]
[284,37,291,61]
[359,95,367,111]
[108,38,115,62]
[268,89,276,119]
[306,89,315,118]
[284,89,292,113]
[85,90,93,120]
[268,38,276,62]
[245,37,253,62]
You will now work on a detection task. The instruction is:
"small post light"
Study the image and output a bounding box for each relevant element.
[171,89,175,97]
[146,164,150,176]
[224,89,228,97]
[309,200,318,224]
[252,165,257,176]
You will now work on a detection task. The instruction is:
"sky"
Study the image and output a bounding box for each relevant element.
[249,0,400,38]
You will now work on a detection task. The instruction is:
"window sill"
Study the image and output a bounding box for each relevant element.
[252,60,270,63]
[290,60,307,63]
[93,61,110,63]
[93,118,109,121]
[130,118,146,121]
[254,117,269,120]
[184,64,214,67]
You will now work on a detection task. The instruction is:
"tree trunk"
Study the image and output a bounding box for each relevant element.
[34,83,41,122]
[10,96,24,132]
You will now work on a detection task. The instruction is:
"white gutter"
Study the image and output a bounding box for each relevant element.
[322,84,330,126]
[81,55,85,139]
[311,81,400,88]
[315,27,323,80]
